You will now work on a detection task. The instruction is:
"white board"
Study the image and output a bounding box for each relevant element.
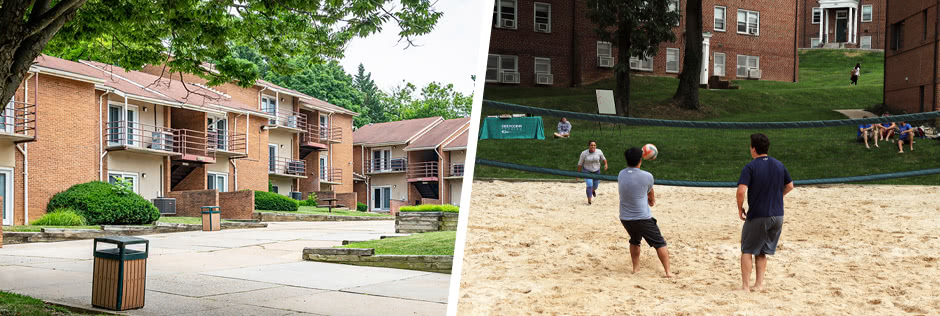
[595,89,616,115]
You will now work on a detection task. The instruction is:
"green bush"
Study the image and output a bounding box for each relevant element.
[31,208,88,226]
[399,204,460,213]
[357,202,368,212]
[46,181,161,225]
[299,193,318,207]
[255,191,299,211]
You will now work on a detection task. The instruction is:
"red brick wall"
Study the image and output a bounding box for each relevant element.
[231,115,270,192]
[165,190,218,217]
[218,190,254,219]
[885,2,938,113]
[331,114,355,194]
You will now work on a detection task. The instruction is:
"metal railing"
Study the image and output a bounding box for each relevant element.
[450,163,464,177]
[269,156,306,176]
[407,161,439,179]
[365,158,407,173]
[261,107,307,130]
[301,124,343,144]
[319,167,342,183]
[177,129,215,158]
[106,121,177,153]
[1,101,37,137]
[208,131,246,153]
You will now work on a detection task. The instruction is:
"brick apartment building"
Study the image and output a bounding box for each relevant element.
[487,0,800,88]
[2,55,357,225]
[799,0,886,49]
[883,1,940,114]
[352,117,469,214]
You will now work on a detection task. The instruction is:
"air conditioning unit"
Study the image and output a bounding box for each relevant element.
[599,56,615,68]
[748,69,762,79]
[151,131,167,151]
[288,160,305,174]
[502,19,515,28]
[500,71,520,84]
[535,23,550,33]
[286,115,298,128]
[536,73,554,85]
[290,191,303,200]
[153,197,177,215]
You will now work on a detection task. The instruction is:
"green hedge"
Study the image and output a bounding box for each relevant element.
[399,204,460,213]
[299,193,318,207]
[46,181,160,225]
[31,208,88,226]
[357,202,368,212]
[255,191,299,211]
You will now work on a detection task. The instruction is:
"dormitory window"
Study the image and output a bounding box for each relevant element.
[666,48,680,73]
[713,52,726,77]
[861,5,872,22]
[534,57,552,85]
[891,22,904,51]
[207,172,228,192]
[493,0,517,29]
[736,55,759,78]
[811,37,820,48]
[597,41,614,68]
[714,6,726,31]
[486,54,519,83]
[534,3,551,33]
[860,36,872,49]
[629,55,653,72]
[737,10,760,35]
[669,0,680,25]
[812,8,821,24]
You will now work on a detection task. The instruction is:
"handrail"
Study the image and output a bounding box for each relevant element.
[366,157,408,173]
[301,124,343,144]
[270,156,306,176]
[208,131,246,153]
[407,161,439,179]
[1,101,37,136]
[320,167,342,183]
[261,106,307,129]
[105,120,178,153]
[450,163,465,177]
[177,129,215,158]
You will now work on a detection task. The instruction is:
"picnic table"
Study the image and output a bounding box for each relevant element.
[321,198,338,213]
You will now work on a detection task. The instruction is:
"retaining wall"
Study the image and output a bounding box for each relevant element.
[2,222,266,245]
[303,247,452,274]
[253,212,393,222]
[395,212,459,233]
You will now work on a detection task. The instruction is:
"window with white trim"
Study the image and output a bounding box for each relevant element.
[486,54,520,83]
[861,5,872,22]
[860,36,872,49]
[108,172,139,194]
[534,58,551,74]
[737,9,760,35]
[812,7,821,24]
[811,37,820,48]
[597,41,612,58]
[534,2,551,33]
[713,52,726,77]
[736,55,759,77]
[666,49,680,73]
[207,172,228,192]
[493,0,517,29]
[714,6,726,31]
[630,55,653,72]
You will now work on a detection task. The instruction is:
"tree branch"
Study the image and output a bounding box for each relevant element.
[22,0,87,38]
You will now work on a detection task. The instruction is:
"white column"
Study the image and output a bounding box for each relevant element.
[819,8,824,44]
[701,33,712,85]
[823,10,828,43]
[850,7,855,44]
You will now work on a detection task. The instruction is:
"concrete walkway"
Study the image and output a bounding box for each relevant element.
[0,222,449,316]
[834,109,877,119]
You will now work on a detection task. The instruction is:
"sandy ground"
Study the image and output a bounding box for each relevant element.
[457,180,940,315]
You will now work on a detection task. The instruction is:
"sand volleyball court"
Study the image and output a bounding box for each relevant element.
[457,180,940,315]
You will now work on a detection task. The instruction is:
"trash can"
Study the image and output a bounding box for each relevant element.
[92,236,148,311]
[201,206,221,231]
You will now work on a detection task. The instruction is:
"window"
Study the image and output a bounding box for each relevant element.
[108,172,139,194]
[493,0,517,29]
[486,54,519,83]
[630,55,653,72]
[319,154,329,181]
[860,36,872,49]
[268,144,277,172]
[372,148,391,172]
[108,103,138,146]
[372,186,391,211]
[534,58,551,74]
[861,5,872,22]
[811,37,820,48]
[597,41,612,58]
[207,172,228,192]
[736,55,759,77]
[714,6,726,31]
[208,116,227,151]
[737,9,760,35]
[925,10,929,41]
[0,168,11,226]
[891,22,904,50]
[666,48,680,73]
[261,95,277,125]
[812,7,821,24]
[669,0,680,25]
[534,3,551,33]
[713,52,726,76]
[1,100,13,133]
[486,55,499,82]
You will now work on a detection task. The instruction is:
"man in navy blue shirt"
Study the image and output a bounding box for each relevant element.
[897,121,914,153]
[737,133,794,292]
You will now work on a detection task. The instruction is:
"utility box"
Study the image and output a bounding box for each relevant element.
[201,206,221,231]
[92,236,149,311]
[152,197,176,215]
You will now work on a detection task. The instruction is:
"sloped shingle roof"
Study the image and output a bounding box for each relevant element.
[404,118,470,151]
[353,116,443,145]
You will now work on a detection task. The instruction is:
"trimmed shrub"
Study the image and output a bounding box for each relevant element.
[357,202,368,212]
[299,193,318,207]
[255,191,299,211]
[399,204,460,213]
[46,181,161,225]
[31,208,88,226]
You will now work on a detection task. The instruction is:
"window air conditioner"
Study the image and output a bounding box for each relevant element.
[599,56,615,68]
[535,23,550,33]
[286,115,298,128]
[500,71,520,84]
[748,69,762,79]
[502,19,515,28]
[536,73,554,85]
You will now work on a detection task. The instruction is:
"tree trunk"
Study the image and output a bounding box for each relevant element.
[673,0,703,110]
[615,25,632,117]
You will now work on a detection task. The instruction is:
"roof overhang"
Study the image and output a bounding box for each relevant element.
[403,146,439,152]
[443,147,467,151]
[354,141,409,147]
[30,66,105,84]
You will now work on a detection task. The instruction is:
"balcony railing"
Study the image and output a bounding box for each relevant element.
[319,167,342,183]
[177,129,215,159]
[1,101,37,138]
[407,161,439,179]
[106,121,178,153]
[365,158,407,173]
[261,107,307,130]
[208,131,247,153]
[301,124,342,145]
[450,163,464,177]
[270,156,306,177]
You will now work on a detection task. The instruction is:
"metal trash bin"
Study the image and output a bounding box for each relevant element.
[201,206,221,231]
[92,236,148,311]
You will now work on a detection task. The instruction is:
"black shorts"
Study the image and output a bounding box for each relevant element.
[741,216,784,255]
[620,218,667,248]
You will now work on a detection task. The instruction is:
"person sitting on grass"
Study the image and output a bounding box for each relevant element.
[857,122,876,149]
[554,117,572,138]
[877,115,896,143]
[898,121,915,153]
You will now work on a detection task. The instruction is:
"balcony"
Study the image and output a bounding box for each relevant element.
[365,158,407,174]
[0,101,37,143]
[407,161,439,182]
[176,129,216,163]
[270,156,306,178]
[447,163,464,178]
[319,167,342,185]
[262,107,307,133]
[105,121,181,157]
[209,131,247,157]
[299,124,342,159]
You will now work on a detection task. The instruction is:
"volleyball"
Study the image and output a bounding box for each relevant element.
[642,144,658,160]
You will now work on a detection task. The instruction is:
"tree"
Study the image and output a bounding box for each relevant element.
[381,81,471,121]
[354,64,386,124]
[1,0,442,112]
[673,0,703,110]
[586,0,680,117]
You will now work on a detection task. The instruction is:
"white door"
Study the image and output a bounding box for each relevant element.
[372,186,391,211]
[319,114,329,140]
[208,116,227,150]
[0,168,12,225]
[319,154,328,181]
[269,145,278,172]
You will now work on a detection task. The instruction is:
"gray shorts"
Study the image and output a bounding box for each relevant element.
[741,216,783,255]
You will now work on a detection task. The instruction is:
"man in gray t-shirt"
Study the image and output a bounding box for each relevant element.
[617,147,671,277]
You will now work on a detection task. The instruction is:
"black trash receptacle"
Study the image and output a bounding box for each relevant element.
[92,236,149,311]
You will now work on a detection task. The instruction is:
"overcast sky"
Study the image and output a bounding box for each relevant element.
[338,1,487,95]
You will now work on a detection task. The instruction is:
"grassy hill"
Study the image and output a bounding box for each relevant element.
[475,49,940,185]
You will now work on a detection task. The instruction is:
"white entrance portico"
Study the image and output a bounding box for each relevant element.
[818,0,859,46]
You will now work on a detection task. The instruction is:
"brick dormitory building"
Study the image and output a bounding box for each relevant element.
[799,0,886,49]
[1,55,357,225]
[883,1,940,114]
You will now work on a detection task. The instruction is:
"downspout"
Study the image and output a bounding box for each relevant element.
[17,73,35,225]
[793,0,800,83]
[934,0,938,112]
[99,91,111,180]
[328,113,334,188]
[883,2,890,107]
[435,147,443,204]
[231,159,238,191]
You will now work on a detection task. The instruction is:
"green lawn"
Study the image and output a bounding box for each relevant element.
[340,231,457,256]
[0,291,97,315]
[257,206,392,217]
[476,49,940,185]
[3,225,102,232]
